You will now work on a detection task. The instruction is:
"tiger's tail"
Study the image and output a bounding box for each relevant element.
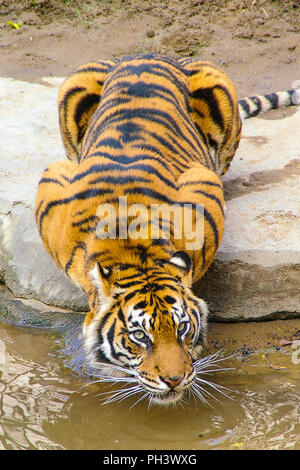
[238,88,300,121]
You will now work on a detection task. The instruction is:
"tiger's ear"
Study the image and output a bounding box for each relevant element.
[91,261,112,281]
[170,251,192,272]
[90,262,113,303]
[169,251,193,285]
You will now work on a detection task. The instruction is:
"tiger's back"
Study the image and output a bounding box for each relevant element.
[58,55,241,171]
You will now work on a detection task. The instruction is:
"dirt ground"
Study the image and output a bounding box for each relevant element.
[0,0,299,99]
[1,0,300,356]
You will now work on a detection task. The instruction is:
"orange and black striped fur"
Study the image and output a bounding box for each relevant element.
[35,54,299,405]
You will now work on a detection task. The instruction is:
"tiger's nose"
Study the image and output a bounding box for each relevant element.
[162,376,184,388]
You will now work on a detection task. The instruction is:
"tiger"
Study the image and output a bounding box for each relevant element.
[35,53,300,406]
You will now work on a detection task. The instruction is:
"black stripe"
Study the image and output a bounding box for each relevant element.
[88,174,152,186]
[97,310,111,346]
[238,98,251,117]
[106,58,189,104]
[65,241,87,274]
[248,96,262,116]
[117,263,138,271]
[203,207,219,248]
[192,86,227,131]
[38,188,113,231]
[35,199,44,219]
[264,92,279,109]
[72,215,99,227]
[152,238,172,248]
[86,96,130,120]
[70,160,177,189]
[96,137,123,149]
[194,189,224,214]
[118,272,142,282]
[131,143,177,172]
[108,79,181,107]
[118,279,143,289]
[179,180,222,189]
[201,239,206,271]
[124,290,139,302]
[71,158,173,183]
[74,93,101,143]
[59,85,85,160]
[76,61,115,75]
[86,149,189,174]
[287,89,295,102]
[39,177,65,187]
[117,307,126,325]
[124,186,172,203]
[59,86,85,110]
[134,300,147,310]
[61,174,71,183]
[85,250,110,266]
[192,122,214,168]
[207,132,219,153]
[139,132,190,169]
[166,128,200,163]
[106,320,118,361]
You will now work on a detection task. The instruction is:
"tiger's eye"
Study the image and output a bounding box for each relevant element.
[178,322,189,334]
[132,330,146,341]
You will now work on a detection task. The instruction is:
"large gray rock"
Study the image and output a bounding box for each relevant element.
[0,77,88,312]
[196,107,300,320]
[0,76,299,322]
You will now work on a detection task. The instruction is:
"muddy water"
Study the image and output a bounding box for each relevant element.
[0,320,299,451]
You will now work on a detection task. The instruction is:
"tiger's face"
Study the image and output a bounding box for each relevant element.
[84,251,208,406]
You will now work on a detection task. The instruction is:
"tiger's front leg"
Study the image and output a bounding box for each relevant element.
[176,165,226,282]
[35,159,106,329]
[35,159,80,279]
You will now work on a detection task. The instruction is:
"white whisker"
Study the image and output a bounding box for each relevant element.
[96,375,137,384]
[189,383,211,406]
[188,350,236,406]
[101,384,144,405]
[97,383,137,397]
[195,367,234,374]
[193,350,237,372]
[79,380,98,391]
[147,394,156,410]
[102,384,142,398]
[195,376,233,400]
[79,373,137,392]
[129,392,150,410]
[89,361,136,378]
[193,381,223,405]
[177,394,188,409]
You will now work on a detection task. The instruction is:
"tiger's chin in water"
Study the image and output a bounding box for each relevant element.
[83,349,231,408]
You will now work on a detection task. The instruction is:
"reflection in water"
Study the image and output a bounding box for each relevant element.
[0,329,73,449]
[0,321,299,450]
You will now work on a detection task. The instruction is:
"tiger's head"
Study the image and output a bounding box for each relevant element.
[84,251,209,406]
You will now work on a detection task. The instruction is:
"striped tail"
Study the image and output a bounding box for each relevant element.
[238,88,300,121]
